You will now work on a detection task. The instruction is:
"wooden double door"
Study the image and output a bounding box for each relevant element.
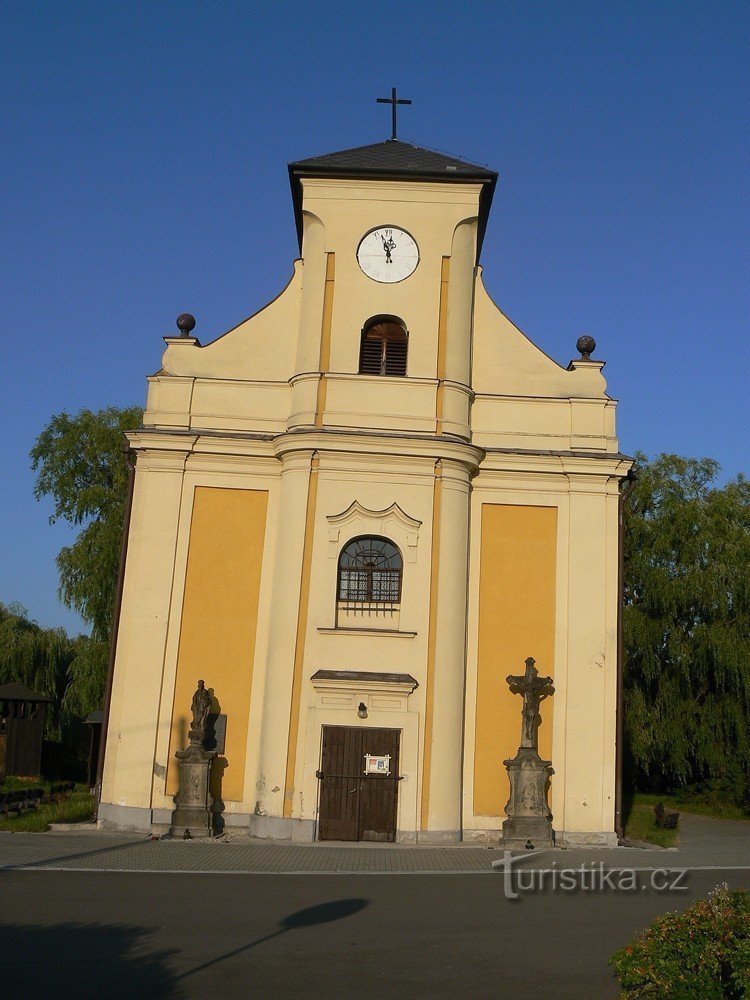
[318,726,401,842]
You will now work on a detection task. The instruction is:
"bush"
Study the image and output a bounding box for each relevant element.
[610,884,750,998]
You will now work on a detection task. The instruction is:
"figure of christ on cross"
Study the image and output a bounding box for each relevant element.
[506,657,554,750]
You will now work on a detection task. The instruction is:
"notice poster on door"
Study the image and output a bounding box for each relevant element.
[364,753,391,776]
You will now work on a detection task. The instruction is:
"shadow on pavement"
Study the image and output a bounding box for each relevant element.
[0,921,181,997]
[0,836,158,872]
[176,898,370,981]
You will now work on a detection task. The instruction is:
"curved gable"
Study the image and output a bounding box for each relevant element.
[472,269,608,400]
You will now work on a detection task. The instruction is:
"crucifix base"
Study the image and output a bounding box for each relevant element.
[169,745,215,839]
[500,747,555,849]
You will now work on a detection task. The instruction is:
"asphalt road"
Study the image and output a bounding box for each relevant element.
[2,868,749,998]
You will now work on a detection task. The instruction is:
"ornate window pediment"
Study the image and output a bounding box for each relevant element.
[327,501,421,564]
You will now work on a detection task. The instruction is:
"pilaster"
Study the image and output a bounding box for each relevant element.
[559,472,619,835]
[255,449,316,820]
[100,446,192,821]
[420,458,472,841]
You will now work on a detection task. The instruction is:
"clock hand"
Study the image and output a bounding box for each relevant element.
[381,233,396,263]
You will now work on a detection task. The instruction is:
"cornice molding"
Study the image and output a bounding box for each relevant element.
[272,429,484,470]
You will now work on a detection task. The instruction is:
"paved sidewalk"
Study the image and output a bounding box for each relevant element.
[516,814,750,872]
[0,832,505,874]
[0,813,746,874]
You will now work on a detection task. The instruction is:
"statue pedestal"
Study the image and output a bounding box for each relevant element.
[169,745,215,838]
[501,747,554,849]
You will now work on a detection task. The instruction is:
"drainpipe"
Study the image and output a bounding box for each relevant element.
[614,465,637,841]
[94,441,136,816]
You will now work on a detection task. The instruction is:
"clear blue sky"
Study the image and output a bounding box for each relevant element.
[2,1,748,634]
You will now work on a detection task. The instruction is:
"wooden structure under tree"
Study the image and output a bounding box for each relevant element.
[0,683,51,780]
[84,711,104,790]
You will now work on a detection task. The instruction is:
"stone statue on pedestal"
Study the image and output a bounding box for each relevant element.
[501,657,555,849]
[169,679,215,839]
[189,679,212,745]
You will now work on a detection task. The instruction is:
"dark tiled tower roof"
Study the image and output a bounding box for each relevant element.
[290,139,497,179]
[288,139,498,256]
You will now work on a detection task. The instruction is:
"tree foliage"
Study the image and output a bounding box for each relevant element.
[26,406,141,733]
[0,601,108,756]
[0,602,77,740]
[30,406,142,643]
[623,454,750,803]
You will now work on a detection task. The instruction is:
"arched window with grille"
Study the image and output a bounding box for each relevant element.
[337,536,403,628]
[358,317,408,377]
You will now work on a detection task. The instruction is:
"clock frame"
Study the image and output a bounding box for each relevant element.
[356,226,419,283]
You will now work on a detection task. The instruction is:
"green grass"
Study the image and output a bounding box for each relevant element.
[622,790,750,848]
[0,785,94,833]
[623,801,679,848]
[632,791,750,822]
[0,776,55,792]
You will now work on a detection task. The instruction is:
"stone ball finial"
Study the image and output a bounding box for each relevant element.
[176,313,196,337]
[576,335,596,360]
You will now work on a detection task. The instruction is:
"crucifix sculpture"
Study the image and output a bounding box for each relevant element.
[506,657,554,750]
[377,87,412,140]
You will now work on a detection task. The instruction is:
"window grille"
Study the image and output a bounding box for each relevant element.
[337,537,403,611]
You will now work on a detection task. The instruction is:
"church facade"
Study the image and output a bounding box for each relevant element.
[99,138,632,845]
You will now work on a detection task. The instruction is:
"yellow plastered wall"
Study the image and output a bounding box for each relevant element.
[166,487,268,802]
[474,504,557,816]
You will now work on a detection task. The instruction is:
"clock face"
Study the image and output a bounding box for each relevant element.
[357,226,419,283]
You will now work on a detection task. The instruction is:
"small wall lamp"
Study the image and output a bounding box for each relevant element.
[357,702,368,719]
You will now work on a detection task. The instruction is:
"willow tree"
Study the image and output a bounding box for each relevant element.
[623,454,750,804]
[30,405,142,719]
[0,603,77,739]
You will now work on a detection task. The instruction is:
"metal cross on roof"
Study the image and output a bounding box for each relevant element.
[377,87,412,140]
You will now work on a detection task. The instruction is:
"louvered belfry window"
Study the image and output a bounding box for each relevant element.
[337,537,403,608]
[358,318,408,377]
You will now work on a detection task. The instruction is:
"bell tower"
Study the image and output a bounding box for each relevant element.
[287,139,497,438]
